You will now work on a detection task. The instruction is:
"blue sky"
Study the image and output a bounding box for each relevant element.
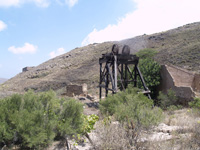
[0,0,200,79]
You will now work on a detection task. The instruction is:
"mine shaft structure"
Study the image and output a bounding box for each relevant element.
[99,44,151,99]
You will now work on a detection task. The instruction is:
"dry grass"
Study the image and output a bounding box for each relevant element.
[93,121,147,150]
[145,109,200,150]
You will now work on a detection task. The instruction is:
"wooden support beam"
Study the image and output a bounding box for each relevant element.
[99,63,102,99]
[125,64,128,89]
[114,55,118,92]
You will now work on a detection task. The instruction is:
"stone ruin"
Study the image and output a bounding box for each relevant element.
[66,83,87,97]
[159,65,200,104]
[22,66,35,72]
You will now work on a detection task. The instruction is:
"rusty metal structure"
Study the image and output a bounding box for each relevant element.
[99,44,151,99]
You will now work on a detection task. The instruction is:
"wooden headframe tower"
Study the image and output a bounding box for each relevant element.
[99,44,151,99]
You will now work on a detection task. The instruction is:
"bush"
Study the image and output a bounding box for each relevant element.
[189,97,200,109]
[100,86,163,128]
[57,98,84,137]
[138,59,161,98]
[136,48,158,59]
[130,49,161,99]
[0,90,83,149]
[158,89,178,110]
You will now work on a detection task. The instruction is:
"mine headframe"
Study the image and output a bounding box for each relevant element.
[99,44,151,99]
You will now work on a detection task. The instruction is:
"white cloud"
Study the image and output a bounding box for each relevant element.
[82,0,200,45]
[33,0,50,7]
[0,0,20,7]
[0,20,7,31]
[8,43,37,54]
[0,0,50,7]
[49,47,66,58]
[65,0,78,7]
[0,0,79,7]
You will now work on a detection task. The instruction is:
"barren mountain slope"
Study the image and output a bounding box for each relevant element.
[1,22,200,97]
[0,78,7,84]
[0,42,113,96]
[119,22,200,71]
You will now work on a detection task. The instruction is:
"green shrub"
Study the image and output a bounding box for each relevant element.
[136,48,158,59]
[57,98,83,137]
[189,97,200,109]
[137,59,161,98]
[0,90,84,149]
[128,49,161,99]
[81,114,99,134]
[158,89,178,110]
[0,94,23,147]
[100,86,163,128]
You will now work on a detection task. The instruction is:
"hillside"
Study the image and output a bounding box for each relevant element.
[118,22,200,71]
[0,78,7,84]
[0,22,200,97]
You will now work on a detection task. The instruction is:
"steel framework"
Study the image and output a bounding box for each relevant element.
[99,44,151,99]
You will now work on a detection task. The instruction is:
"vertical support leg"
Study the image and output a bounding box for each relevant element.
[99,63,102,100]
[114,55,118,93]
[134,65,137,87]
[112,63,115,94]
[106,63,109,97]
[125,64,128,88]
[121,64,124,90]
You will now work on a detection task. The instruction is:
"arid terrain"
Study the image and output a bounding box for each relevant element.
[0,78,7,84]
[0,22,200,150]
[0,22,200,98]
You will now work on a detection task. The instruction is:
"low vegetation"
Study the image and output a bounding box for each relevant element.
[0,90,84,149]
[189,97,200,110]
[100,86,163,128]
[0,74,199,149]
[98,86,163,149]
[157,89,179,110]
[135,49,161,99]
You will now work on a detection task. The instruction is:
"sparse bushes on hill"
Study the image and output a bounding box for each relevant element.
[0,90,83,149]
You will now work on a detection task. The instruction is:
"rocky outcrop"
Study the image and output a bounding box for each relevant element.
[160,65,200,103]
[22,66,35,72]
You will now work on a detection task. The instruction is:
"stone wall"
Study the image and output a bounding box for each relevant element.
[22,66,35,72]
[66,84,87,97]
[192,74,200,93]
[167,65,194,87]
[160,65,200,103]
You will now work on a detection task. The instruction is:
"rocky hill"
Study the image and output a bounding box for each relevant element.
[118,22,200,71]
[0,22,200,97]
[0,78,7,84]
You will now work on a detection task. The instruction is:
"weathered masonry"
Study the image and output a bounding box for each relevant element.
[65,83,87,97]
[160,65,200,104]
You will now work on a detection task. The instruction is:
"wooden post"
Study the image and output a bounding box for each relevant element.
[105,63,109,97]
[136,65,151,99]
[99,63,102,99]
[114,55,118,93]
[134,65,137,87]
[121,64,124,90]
[125,64,128,88]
